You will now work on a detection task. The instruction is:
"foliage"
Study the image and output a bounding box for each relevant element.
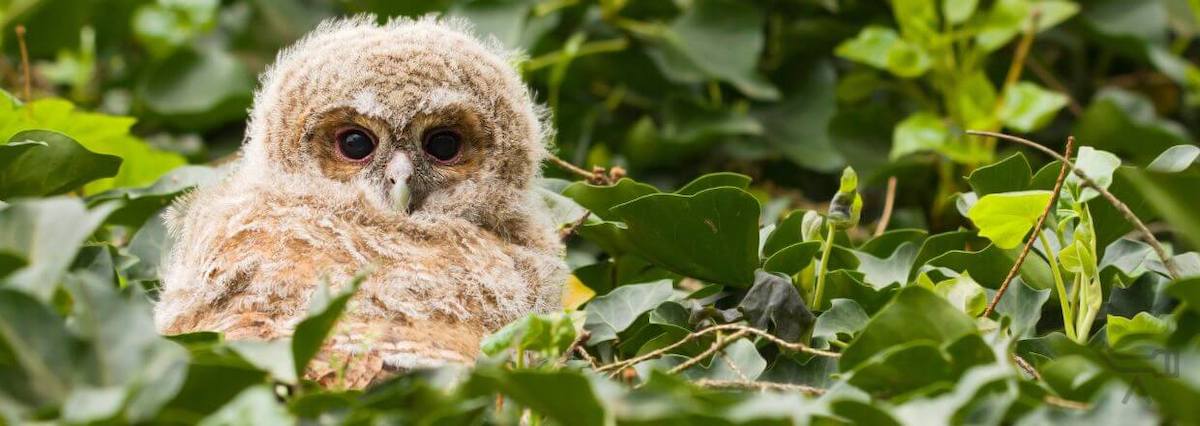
[1,0,1200,424]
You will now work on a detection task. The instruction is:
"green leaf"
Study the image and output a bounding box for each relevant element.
[813,298,870,342]
[481,312,576,358]
[1066,146,1121,203]
[0,130,121,199]
[967,152,1033,196]
[0,198,119,301]
[137,46,254,131]
[675,172,751,195]
[0,289,76,406]
[610,187,760,286]
[926,243,1054,290]
[835,26,931,78]
[646,0,778,99]
[841,286,977,371]
[738,271,814,342]
[0,98,186,194]
[88,165,217,229]
[999,82,1069,132]
[976,0,1079,51]
[943,0,979,24]
[291,274,364,380]
[764,241,859,276]
[1106,312,1171,348]
[932,272,988,317]
[763,210,809,257]
[994,279,1050,338]
[891,112,947,159]
[1147,144,1200,173]
[474,369,606,426]
[562,178,658,221]
[967,190,1052,249]
[753,62,845,172]
[1119,168,1200,250]
[198,386,294,426]
[1059,239,1097,277]
[1074,89,1191,166]
[853,242,918,289]
[584,280,674,343]
[227,340,296,385]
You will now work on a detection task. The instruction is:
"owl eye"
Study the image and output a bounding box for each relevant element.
[335,127,376,161]
[422,128,462,164]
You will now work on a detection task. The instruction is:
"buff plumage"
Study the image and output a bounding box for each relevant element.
[154,16,566,387]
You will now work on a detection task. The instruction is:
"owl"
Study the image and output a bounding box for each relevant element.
[153,16,567,388]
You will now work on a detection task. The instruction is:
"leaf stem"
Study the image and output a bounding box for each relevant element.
[1039,230,1076,341]
[812,225,837,311]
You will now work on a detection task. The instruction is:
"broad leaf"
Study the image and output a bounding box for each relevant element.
[0,130,121,199]
[841,286,977,370]
[967,191,1052,249]
[584,280,674,343]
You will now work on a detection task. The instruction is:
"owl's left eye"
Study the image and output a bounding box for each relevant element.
[335,127,377,161]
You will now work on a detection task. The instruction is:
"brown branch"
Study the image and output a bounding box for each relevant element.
[596,323,840,376]
[966,130,1183,280]
[983,136,1074,317]
[15,25,31,103]
[992,9,1040,118]
[547,154,601,182]
[555,330,593,368]
[546,154,625,185]
[693,379,826,396]
[874,176,898,237]
[559,211,592,241]
[1044,395,1090,411]
[1011,353,1043,381]
[668,330,749,375]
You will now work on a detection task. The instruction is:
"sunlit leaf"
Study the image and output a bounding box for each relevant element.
[967,190,1052,249]
[0,130,120,199]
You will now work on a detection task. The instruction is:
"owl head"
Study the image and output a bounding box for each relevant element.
[239,15,552,244]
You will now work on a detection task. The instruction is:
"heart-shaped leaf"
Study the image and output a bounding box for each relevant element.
[967,190,1052,249]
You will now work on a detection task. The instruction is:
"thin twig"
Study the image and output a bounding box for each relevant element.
[967,130,1183,280]
[1011,353,1043,381]
[547,154,602,182]
[15,25,31,103]
[874,176,898,237]
[559,211,592,241]
[596,323,840,376]
[983,136,1074,317]
[1044,395,1090,411]
[668,330,749,375]
[555,330,592,368]
[693,379,826,396]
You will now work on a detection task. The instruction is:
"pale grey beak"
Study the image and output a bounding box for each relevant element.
[386,152,413,211]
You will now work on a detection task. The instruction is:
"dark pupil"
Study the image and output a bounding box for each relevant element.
[338,130,374,160]
[425,131,461,161]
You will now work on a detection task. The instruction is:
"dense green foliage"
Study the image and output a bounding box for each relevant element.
[2,0,1200,424]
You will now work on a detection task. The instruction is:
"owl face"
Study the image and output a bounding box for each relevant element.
[307,102,490,212]
[242,16,548,217]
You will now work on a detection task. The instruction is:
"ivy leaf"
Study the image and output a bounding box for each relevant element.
[967,152,1032,196]
[967,190,1052,249]
[137,46,254,131]
[1074,89,1190,166]
[610,187,760,287]
[88,165,218,229]
[675,172,751,195]
[891,112,947,159]
[0,198,120,301]
[1106,312,1171,348]
[584,280,674,343]
[562,178,658,221]
[841,286,977,371]
[1147,144,1200,173]
[998,82,1068,132]
[994,279,1050,338]
[0,130,121,199]
[813,298,870,342]
[854,242,918,289]
[197,386,294,426]
[932,272,988,317]
[1059,239,1098,277]
[1066,146,1121,203]
[737,271,815,342]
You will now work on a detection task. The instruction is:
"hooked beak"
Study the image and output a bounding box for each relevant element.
[386,152,413,212]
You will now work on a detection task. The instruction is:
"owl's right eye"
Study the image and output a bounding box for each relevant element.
[335,127,377,161]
